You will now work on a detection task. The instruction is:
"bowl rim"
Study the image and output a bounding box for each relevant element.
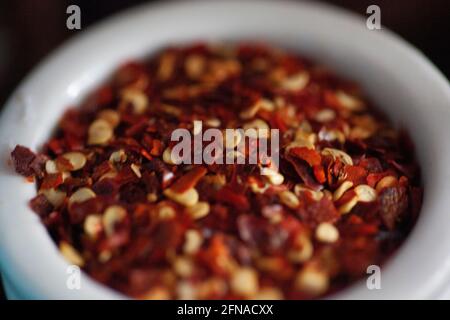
[1,0,450,299]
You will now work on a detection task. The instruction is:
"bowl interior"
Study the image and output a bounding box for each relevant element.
[0,0,449,299]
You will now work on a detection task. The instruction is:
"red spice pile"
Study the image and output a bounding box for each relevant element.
[11,43,422,299]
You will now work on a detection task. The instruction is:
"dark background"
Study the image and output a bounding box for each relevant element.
[0,0,448,299]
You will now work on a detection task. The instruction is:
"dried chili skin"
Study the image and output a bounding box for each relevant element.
[11,43,422,299]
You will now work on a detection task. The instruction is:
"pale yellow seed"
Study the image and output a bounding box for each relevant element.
[286,140,315,153]
[311,190,324,201]
[333,181,354,201]
[131,163,142,178]
[99,169,117,181]
[224,130,242,149]
[268,212,283,225]
[84,214,102,239]
[259,99,276,112]
[261,167,284,185]
[158,52,176,81]
[342,122,351,137]
[287,233,313,263]
[298,119,313,132]
[59,241,84,266]
[256,257,281,274]
[121,88,148,114]
[164,188,199,207]
[98,250,112,263]
[274,96,286,108]
[177,281,197,300]
[321,147,353,165]
[184,229,203,255]
[158,205,176,220]
[205,118,221,128]
[45,159,59,174]
[40,188,66,208]
[109,149,127,163]
[280,72,309,91]
[253,287,283,300]
[161,103,182,117]
[230,268,259,297]
[294,184,323,201]
[185,54,205,79]
[142,286,172,300]
[202,174,226,189]
[98,109,120,127]
[249,181,269,194]
[314,109,336,123]
[295,266,329,296]
[62,152,87,171]
[69,188,96,206]
[338,195,359,214]
[186,201,210,219]
[173,257,194,278]
[315,222,339,243]
[354,184,377,202]
[375,176,397,193]
[103,205,127,236]
[349,127,373,140]
[206,59,241,83]
[352,114,377,130]
[62,171,71,181]
[279,190,300,209]
[88,119,113,145]
[289,130,317,150]
[295,129,316,142]
[163,148,176,165]
[335,91,365,111]
[285,107,301,126]
[240,99,274,120]
[147,193,158,203]
[197,278,227,299]
[243,119,270,139]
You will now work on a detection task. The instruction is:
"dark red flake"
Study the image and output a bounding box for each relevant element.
[11,145,39,177]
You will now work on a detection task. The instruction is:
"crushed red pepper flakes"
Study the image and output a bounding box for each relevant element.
[11,43,422,300]
[40,173,64,189]
[170,166,207,193]
[289,147,321,167]
[11,145,45,178]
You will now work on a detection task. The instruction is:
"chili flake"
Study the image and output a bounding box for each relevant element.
[11,43,422,299]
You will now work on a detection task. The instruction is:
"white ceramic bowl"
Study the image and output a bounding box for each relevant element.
[1,0,450,299]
